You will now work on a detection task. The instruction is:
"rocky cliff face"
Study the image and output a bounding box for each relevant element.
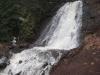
[83,0,100,34]
[50,0,100,75]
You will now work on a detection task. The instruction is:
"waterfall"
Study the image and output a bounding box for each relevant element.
[0,1,82,75]
[35,1,82,50]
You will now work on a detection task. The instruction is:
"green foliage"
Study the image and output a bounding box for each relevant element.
[0,0,62,43]
[19,13,35,42]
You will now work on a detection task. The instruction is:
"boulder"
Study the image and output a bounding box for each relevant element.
[0,56,9,69]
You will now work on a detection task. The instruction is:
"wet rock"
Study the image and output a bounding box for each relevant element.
[83,0,100,34]
[19,60,22,64]
[15,71,22,75]
[0,56,9,69]
[8,69,13,75]
[42,62,48,68]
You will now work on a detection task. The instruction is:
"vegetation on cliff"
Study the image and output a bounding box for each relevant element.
[0,0,62,43]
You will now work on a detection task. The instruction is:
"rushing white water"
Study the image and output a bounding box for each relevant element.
[0,1,82,75]
[35,1,82,50]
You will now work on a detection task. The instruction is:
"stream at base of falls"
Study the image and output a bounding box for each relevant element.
[0,1,82,75]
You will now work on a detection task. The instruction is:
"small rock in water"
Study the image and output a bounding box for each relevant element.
[19,60,22,64]
[15,71,22,75]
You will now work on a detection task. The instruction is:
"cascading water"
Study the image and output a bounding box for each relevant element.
[35,1,82,50]
[0,1,82,75]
